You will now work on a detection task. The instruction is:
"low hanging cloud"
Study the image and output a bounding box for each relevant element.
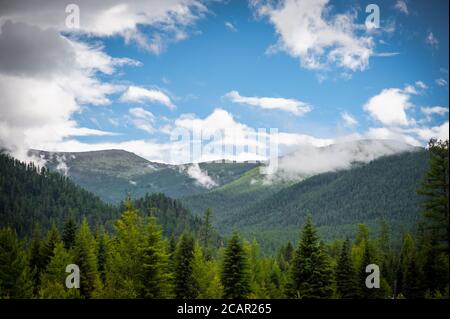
[225,90,312,116]
[262,139,419,182]
[120,86,175,109]
[183,163,218,188]
[251,0,374,71]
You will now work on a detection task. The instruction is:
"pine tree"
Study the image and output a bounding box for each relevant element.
[73,219,101,298]
[173,233,198,298]
[200,208,214,259]
[29,226,45,290]
[287,217,334,299]
[336,239,358,298]
[140,217,173,298]
[62,217,77,250]
[104,197,146,298]
[221,232,251,299]
[0,227,33,298]
[40,223,61,270]
[39,242,81,299]
[96,228,108,285]
[417,139,449,251]
[403,253,424,299]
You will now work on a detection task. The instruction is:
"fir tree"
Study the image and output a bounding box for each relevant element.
[0,227,33,298]
[40,223,61,270]
[221,232,251,299]
[140,217,173,298]
[62,217,77,250]
[29,226,45,290]
[287,217,334,299]
[173,233,198,298]
[336,239,358,298]
[39,243,80,299]
[73,219,101,298]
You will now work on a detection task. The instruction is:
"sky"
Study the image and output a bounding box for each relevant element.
[0,0,448,164]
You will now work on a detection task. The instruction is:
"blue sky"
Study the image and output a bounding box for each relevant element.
[0,0,448,163]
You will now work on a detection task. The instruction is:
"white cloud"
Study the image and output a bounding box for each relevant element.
[421,106,449,116]
[394,0,409,14]
[363,87,415,126]
[426,31,439,48]
[128,107,155,134]
[2,0,207,54]
[183,163,217,188]
[252,0,374,71]
[263,139,418,182]
[0,21,124,162]
[411,122,449,141]
[120,86,175,109]
[415,81,428,90]
[436,78,448,86]
[225,21,238,32]
[341,112,358,126]
[225,90,311,116]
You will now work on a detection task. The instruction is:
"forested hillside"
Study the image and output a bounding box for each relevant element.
[0,153,203,238]
[183,150,429,250]
[0,152,117,236]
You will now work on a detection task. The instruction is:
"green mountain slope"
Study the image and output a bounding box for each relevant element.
[0,152,204,238]
[182,150,429,251]
[31,149,258,203]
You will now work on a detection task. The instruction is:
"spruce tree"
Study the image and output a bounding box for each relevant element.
[221,232,251,299]
[62,217,77,250]
[287,217,334,299]
[29,226,45,290]
[0,227,33,298]
[173,233,198,298]
[200,208,214,259]
[40,223,61,270]
[39,242,80,299]
[73,219,101,298]
[140,217,173,298]
[336,239,358,298]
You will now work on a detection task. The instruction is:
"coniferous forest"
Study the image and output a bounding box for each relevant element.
[0,139,448,299]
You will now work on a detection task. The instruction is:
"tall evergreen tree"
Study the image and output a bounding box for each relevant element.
[39,243,80,299]
[173,233,198,298]
[40,224,61,270]
[0,227,33,298]
[140,217,173,298]
[29,226,45,290]
[62,217,77,250]
[200,208,214,259]
[287,217,334,299]
[73,219,101,298]
[417,139,449,251]
[336,239,358,298]
[221,232,251,299]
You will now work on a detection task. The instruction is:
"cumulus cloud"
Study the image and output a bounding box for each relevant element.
[120,86,175,109]
[183,163,217,188]
[225,90,312,116]
[363,87,415,126]
[0,21,127,162]
[1,0,207,54]
[252,0,374,71]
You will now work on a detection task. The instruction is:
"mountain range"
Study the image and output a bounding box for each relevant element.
[25,139,428,251]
